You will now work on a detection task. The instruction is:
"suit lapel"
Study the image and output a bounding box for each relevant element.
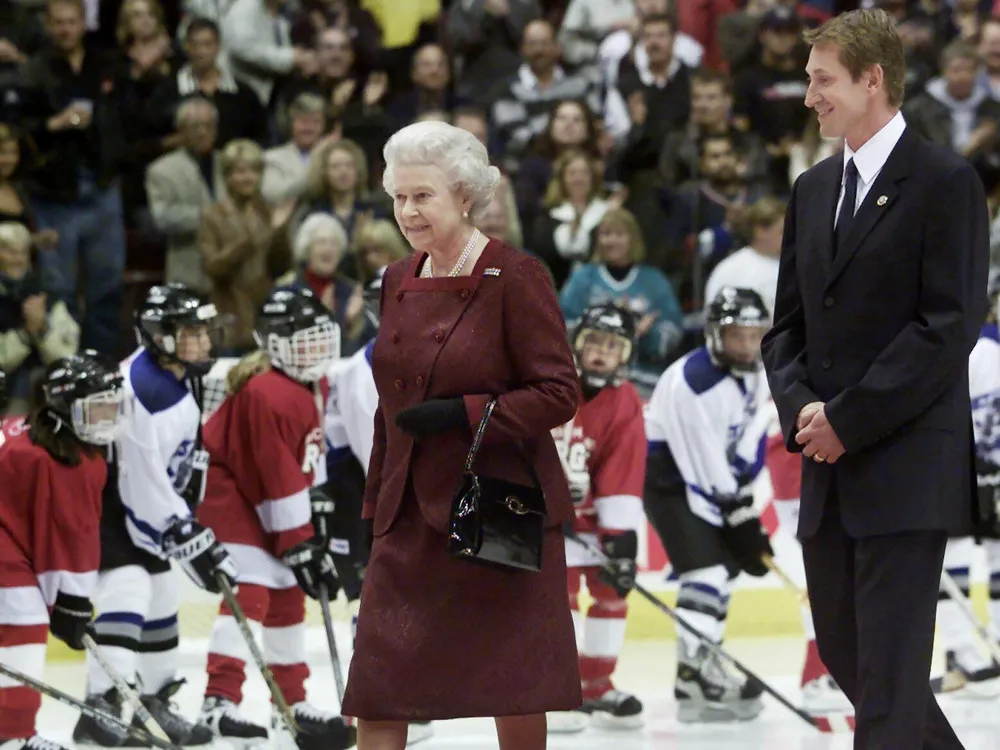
[826,129,915,290]
[815,159,840,277]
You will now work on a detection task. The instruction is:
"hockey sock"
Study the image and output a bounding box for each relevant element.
[984,539,1000,644]
[88,566,151,696]
[137,570,181,696]
[939,538,983,667]
[675,565,730,661]
[206,583,268,705]
[0,623,48,738]
[263,585,308,706]
[579,568,628,699]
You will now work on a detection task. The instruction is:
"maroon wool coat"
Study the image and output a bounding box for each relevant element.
[363,239,580,537]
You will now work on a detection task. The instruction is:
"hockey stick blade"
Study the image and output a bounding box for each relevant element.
[318,583,347,704]
[0,659,179,750]
[564,532,846,734]
[83,634,173,743]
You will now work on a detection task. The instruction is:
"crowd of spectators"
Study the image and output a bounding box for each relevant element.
[1,0,998,401]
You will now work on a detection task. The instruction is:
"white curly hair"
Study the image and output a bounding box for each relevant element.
[382,121,502,223]
[294,212,348,266]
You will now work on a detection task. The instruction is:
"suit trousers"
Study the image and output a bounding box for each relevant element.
[802,486,964,750]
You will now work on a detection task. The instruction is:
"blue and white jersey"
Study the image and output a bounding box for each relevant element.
[645,346,772,527]
[325,339,378,475]
[970,323,1000,471]
[116,348,205,557]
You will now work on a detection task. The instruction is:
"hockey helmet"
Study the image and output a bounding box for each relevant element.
[705,287,770,374]
[362,268,384,328]
[42,350,129,446]
[254,287,341,383]
[0,369,7,416]
[136,283,223,376]
[571,302,637,391]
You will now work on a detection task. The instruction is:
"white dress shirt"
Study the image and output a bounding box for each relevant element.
[835,111,907,228]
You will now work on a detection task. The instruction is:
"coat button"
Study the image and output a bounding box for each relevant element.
[394,379,405,390]
[415,375,424,386]
[391,332,400,343]
[433,331,444,343]
[824,296,834,308]
[459,289,470,300]
[396,291,405,301]
[821,358,832,370]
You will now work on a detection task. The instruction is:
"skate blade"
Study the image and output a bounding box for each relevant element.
[546,711,590,733]
[589,712,645,730]
[677,699,763,723]
[958,676,1000,700]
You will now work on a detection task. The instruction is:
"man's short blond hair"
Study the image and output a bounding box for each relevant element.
[803,9,906,108]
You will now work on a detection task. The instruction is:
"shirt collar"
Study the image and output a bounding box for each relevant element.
[843,110,906,183]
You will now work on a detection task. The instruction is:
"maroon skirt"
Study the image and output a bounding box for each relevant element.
[341,487,582,721]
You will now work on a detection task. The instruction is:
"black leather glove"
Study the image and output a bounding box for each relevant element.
[283,538,340,600]
[50,591,94,650]
[309,487,336,544]
[163,518,238,594]
[395,398,467,441]
[717,489,773,577]
[597,530,638,597]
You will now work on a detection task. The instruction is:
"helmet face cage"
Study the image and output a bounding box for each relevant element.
[139,301,223,375]
[706,317,767,374]
[262,319,341,382]
[573,327,634,390]
[68,387,132,446]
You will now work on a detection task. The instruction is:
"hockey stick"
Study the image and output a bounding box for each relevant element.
[940,570,1000,665]
[0,659,177,750]
[565,532,848,734]
[318,583,346,704]
[762,555,809,606]
[82,634,173,744]
[215,573,300,736]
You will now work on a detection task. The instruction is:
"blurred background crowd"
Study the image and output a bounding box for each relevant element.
[0,0,997,409]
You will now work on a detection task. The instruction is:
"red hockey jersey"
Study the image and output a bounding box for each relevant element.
[199,368,326,560]
[552,383,647,536]
[0,431,107,625]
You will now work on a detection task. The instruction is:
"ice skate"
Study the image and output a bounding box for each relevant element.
[200,696,268,748]
[406,721,433,745]
[271,702,356,749]
[545,708,590,733]
[1,736,72,750]
[675,644,763,723]
[71,688,132,747]
[801,674,853,714]
[932,650,1000,699]
[583,688,644,729]
[140,679,213,746]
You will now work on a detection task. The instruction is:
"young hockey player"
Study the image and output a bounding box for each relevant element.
[73,284,238,747]
[197,287,356,748]
[0,352,128,750]
[548,303,647,734]
[934,269,1000,695]
[644,287,774,723]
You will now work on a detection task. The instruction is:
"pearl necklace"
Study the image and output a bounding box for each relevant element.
[421,229,481,278]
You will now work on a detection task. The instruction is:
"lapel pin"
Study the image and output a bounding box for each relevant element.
[484,268,501,276]
[876,195,888,206]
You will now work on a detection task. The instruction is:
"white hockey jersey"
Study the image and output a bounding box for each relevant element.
[115,348,206,557]
[325,339,378,474]
[645,346,772,527]
[970,323,1000,470]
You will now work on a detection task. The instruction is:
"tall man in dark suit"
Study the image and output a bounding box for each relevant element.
[761,9,988,749]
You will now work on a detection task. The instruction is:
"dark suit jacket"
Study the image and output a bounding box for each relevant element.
[363,239,580,537]
[761,126,988,539]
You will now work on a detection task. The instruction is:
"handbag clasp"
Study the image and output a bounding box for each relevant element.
[505,496,530,515]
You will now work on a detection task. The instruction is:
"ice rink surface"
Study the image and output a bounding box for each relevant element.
[35,628,1000,749]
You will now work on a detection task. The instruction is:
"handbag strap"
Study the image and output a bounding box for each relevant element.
[463,396,543,492]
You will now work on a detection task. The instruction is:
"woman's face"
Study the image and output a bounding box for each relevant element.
[391,163,468,252]
[550,103,588,147]
[0,139,20,181]
[326,148,358,194]
[597,222,632,266]
[308,228,343,276]
[563,157,593,202]
[128,0,158,38]
[357,242,390,274]
[0,240,30,280]
[227,161,261,199]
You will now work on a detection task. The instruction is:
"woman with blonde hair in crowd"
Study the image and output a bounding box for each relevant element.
[0,222,79,415]
[559,208,683,394]
[198,139,293,354]
[352,218,411,285]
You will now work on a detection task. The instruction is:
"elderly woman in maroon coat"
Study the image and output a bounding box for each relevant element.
[340,121,583,748]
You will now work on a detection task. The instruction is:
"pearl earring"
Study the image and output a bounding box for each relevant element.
[463,211,469,218]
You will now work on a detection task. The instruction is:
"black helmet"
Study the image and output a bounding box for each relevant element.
[0,369,7,416]
[362,269,384,329]
[254,287,341,382]
[571,303,637,392]
[705,287,770,374]
[42,350,128,446]
[136,283,222,376]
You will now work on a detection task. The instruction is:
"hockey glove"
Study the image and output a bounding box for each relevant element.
[395,398,467,441]
[50,592,94,650]
[162,518,238,594]
[309,486,336,543]
[597,530,638,597]
[717,490,773,578]
[283,538,340,600]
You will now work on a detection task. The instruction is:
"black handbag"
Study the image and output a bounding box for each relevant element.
[447,397,547,572]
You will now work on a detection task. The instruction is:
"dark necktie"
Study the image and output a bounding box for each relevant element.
[834,158,859,258]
